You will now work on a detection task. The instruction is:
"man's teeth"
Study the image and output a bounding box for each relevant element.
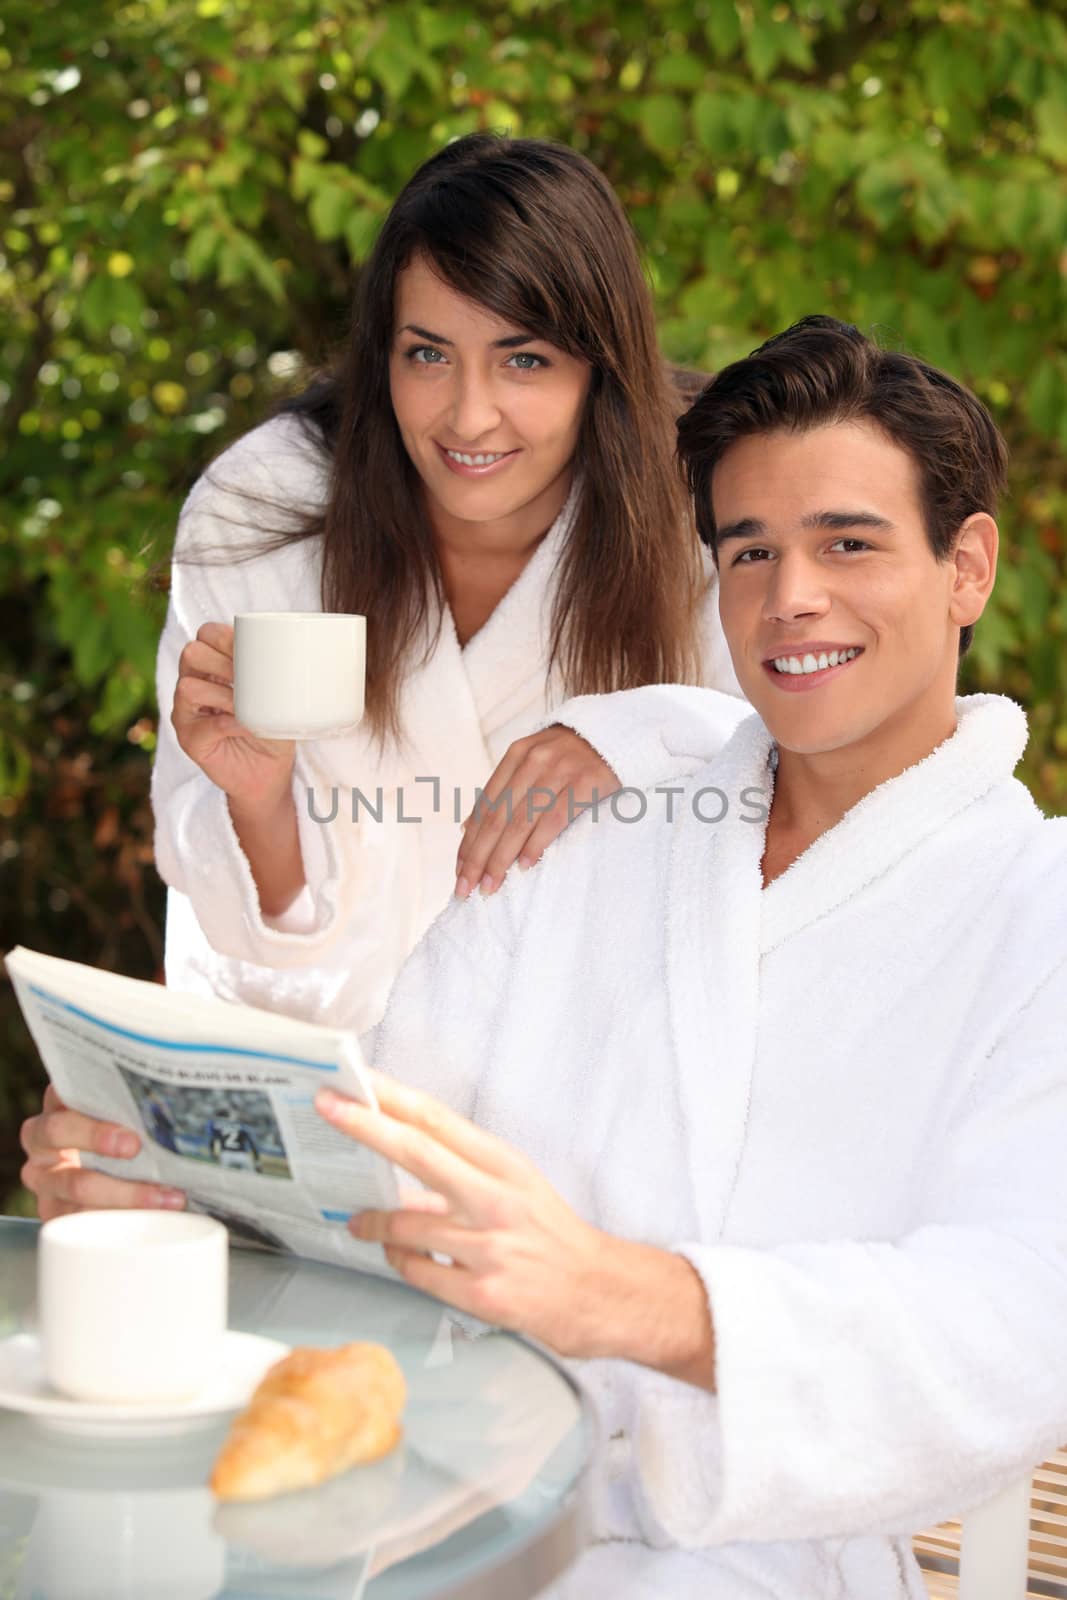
[772,648,860,675]
[446,449,508,466]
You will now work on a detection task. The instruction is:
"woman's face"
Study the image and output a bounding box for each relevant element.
[389,256,592,537]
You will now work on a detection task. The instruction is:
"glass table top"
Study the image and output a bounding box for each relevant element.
[0,1217,594,1600]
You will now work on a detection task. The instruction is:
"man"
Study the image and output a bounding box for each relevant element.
[206,1104,261,1172]
[316,317,1067,1598]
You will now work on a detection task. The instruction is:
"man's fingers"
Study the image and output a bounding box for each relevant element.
[351,1207,478,1264]
[50,1165,184,1212]
[382,1246,488,1315]
[395,1186,450,1215]
[317,1094,489,1207]
[317,1084,524,1199]
[20,1108,140,1162]
[365,1075,529,1179]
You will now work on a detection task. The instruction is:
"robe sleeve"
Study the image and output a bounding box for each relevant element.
[633,956,1067,1549]
[150,424,351,966]
[547,686,751,793]
[539,568,748,793]
[364,889,520,1116]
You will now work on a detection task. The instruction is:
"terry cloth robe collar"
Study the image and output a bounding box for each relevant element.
[394,479,579,785]
[666,692,1031,1242]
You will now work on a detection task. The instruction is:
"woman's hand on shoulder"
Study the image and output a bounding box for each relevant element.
[171,621,296,816]
[455,726,619,898]
[20,1086,186,1221]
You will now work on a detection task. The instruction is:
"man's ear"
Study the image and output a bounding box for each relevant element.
[948,512,998,630]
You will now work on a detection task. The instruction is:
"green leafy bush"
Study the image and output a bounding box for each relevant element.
[3,0,1065,1207]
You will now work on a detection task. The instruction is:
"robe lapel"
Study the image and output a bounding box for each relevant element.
[386,482,580,797]
[760,694,1030,954]
[395,605,496,806]
[665,713,775,1239]
[457,481,579,741]
[665,695,1029,1242]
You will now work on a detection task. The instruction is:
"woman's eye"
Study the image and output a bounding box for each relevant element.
[506,351,547,370]
[407,346,445,365]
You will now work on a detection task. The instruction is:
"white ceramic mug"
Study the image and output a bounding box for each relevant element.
[233,610,366,739]
[38,1211,228,1404]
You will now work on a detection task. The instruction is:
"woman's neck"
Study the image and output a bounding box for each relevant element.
[428,469,573,646]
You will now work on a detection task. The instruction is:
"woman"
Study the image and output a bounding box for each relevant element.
[151,130,740,1035]
[22,132,742,1217]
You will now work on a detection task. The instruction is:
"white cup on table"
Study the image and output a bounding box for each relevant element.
[38,1211,228,1404]
[233,610,366,740]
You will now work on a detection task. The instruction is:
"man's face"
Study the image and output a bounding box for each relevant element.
[713,421,972,758]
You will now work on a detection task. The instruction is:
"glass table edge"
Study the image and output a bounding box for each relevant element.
[0,1215,600,1598]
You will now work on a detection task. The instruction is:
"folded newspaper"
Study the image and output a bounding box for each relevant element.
[6,946,402,1279]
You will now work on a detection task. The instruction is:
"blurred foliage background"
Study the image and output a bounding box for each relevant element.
[2,0,1066,1211]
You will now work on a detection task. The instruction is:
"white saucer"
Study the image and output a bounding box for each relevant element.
[0,1331,289,1437]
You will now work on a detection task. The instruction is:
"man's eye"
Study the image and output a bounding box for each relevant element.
[831,538,871,553]
[732,547,771,564]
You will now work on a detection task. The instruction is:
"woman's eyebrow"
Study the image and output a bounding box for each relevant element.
[398,323,539,350]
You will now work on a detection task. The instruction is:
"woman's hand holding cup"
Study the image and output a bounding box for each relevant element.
[171,621,297,818]
[20,1085,186,1221]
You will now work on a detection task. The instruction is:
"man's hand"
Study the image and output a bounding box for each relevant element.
[455,726,619,898]
[20,1086,186,1220]
[315,1074,715,1389]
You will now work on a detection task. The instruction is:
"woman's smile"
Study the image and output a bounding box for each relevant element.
[436,443,521,478]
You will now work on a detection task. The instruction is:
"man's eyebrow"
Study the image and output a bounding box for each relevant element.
[801,509,895,532]
[716,517,766,545]
[398,323,540,350]
[716,510,894,543]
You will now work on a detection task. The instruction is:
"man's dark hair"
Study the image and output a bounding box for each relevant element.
[676,315,1008,655]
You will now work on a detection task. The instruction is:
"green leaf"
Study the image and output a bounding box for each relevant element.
[745,19,783,83]
[692,90,736,157]
[308,182,351,241]
[705,2,742,59]
[78,275,145,339]
[1026,360,1061,438]
[297,129,328,159]
[638,93,687,159]
[855,159,909,230]
[185,223,219,279]
[416,6,469,51]
[652,53,706,92]
[1035,95,1067,162]
[778,23,814,71]
[345,208,380,260]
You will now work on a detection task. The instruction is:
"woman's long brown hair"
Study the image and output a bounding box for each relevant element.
[177,134,707,741]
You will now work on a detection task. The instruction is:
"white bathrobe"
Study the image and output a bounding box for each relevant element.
[152,415,744,1035]
[368,693,1067,1599]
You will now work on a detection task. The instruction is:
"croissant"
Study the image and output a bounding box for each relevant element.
[211,1341,406,1502]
